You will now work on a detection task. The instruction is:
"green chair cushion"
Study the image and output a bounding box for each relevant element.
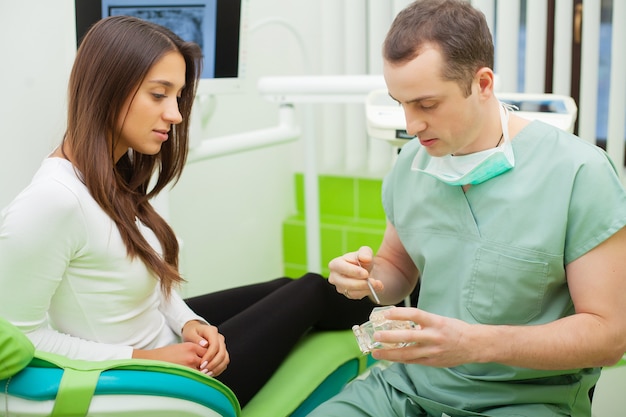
[242,329,370,417]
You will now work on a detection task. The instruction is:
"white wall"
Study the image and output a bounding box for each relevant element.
[0,0,76,210]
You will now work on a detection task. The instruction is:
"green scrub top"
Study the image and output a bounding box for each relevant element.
[381,121,626,416]
[311,121,626,417]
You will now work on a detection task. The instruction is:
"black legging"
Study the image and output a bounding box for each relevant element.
[184,273,377,407]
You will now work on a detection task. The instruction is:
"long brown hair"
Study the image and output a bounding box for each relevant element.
[64,15,203,296]
[383,0,494,97]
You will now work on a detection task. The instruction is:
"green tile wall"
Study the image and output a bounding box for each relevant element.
[283,174,386,277]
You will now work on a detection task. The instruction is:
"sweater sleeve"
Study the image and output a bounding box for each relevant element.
[0,176,133,360]
[159,288,209,337]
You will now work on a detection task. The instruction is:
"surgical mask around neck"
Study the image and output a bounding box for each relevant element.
[412,103,515,186]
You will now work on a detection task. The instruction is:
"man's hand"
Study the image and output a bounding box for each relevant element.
[370,307,479,368]
[328,246,383,301]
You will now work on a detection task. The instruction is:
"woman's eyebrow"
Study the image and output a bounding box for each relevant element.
[147,79,186,90]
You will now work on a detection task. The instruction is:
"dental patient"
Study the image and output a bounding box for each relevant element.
[0,16,376,407]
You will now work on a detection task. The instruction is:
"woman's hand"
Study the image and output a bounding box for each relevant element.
[132,342,209,369]
[132,320,230,377]
[181,320,229,377]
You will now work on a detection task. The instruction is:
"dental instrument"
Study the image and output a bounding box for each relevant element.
[356,257,380,304]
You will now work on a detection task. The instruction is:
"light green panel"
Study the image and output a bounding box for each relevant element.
[320,222,347,272]
[293,174,386,221]
[294,174,305,214]
[283,265,308,279]
[319,176,355,218]
[283,174,386,277]
[282,216,307,267]
[346,225,386,254]
[357,178,385,220]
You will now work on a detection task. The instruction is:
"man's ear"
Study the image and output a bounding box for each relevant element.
[476,67,495,96]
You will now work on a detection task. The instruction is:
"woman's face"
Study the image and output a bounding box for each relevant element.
[114,51,186,162]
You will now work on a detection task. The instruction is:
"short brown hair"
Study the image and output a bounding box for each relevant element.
[383,0,494,96]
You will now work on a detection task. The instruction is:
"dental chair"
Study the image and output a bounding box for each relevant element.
[0,314,240,417]
[1,350,240,417]
[1,320,373,417]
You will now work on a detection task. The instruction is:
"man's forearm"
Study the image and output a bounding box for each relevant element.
[475,313,625,369]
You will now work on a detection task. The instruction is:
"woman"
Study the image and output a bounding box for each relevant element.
[0,16,375,407]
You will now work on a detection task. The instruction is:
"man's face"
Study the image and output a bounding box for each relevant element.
[383,45,488,157]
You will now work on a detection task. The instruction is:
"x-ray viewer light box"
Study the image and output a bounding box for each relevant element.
[75,0,249,94]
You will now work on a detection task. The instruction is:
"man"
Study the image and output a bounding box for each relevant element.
[309,0,626,416]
